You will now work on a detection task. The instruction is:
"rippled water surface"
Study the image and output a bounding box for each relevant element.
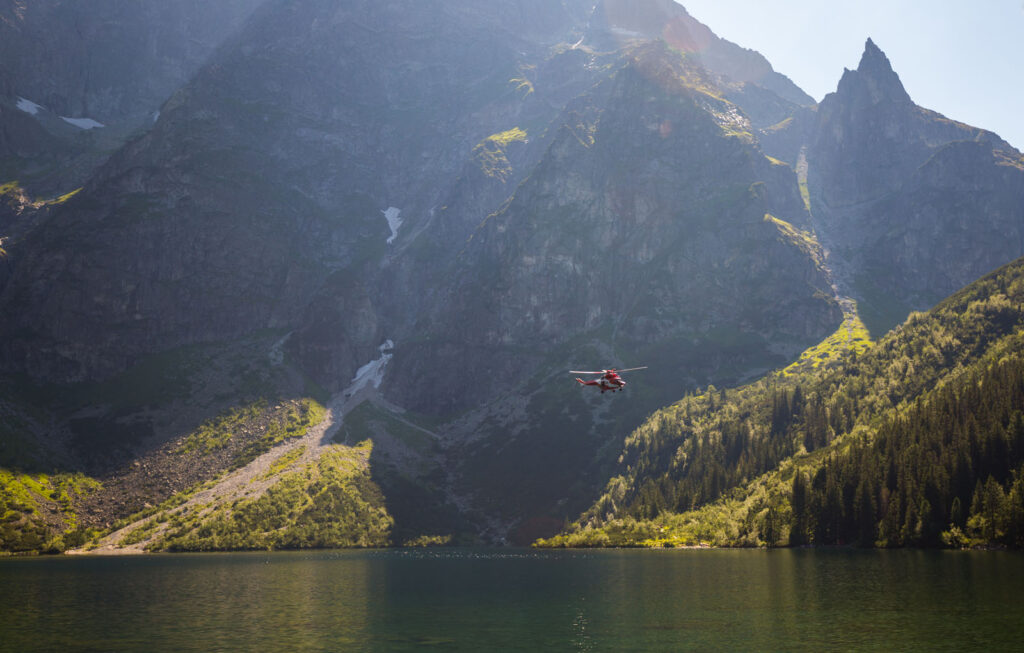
[2,548,1023,651]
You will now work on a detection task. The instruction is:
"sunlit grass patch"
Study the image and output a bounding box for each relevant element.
[485,127,527,147]
[43,187,81,205]
[263,445,306,480]
[1,469,101,552]
[474,127,528,182]
[798,178,811,212]
[764,213,823,265]
[781,306,872,378]
[1,180,81,207]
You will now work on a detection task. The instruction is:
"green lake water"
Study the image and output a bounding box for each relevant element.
[2,548,1022,652]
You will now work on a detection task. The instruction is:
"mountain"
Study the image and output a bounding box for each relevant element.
[1,0,599,384]
[807,38,1024,335]
[1,2,1023,553]
[542,254,1024,549]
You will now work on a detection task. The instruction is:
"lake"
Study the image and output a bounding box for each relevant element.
[2,548,1022,651]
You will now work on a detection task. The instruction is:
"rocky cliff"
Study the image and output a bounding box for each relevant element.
[0,0,264,126]
[808,38,1024,333]
[396,42,835,413]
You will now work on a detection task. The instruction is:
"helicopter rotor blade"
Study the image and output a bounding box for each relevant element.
[569,366,647,374]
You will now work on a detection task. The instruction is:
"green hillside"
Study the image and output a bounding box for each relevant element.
[540,257,1024,549]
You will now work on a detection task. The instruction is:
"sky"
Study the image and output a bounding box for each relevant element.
[677,0,1024,151]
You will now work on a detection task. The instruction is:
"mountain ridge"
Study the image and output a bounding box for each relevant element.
[2,2,1024,553]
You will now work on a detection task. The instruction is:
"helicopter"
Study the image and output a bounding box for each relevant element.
[571,367,647,393]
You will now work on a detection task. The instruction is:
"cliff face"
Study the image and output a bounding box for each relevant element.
[0,0,271,235]
[0,0,265,125]
[808,38,1024,332]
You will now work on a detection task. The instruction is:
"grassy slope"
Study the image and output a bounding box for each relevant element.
[0,331,353,554]
[0,388,106,554]
[0,469,100,553]
[141,441,392,552]
[78,396,398,552]
[74,393,479,552]
[540,256,1024,548]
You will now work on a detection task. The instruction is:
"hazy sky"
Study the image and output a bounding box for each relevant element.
[677,0,1024,150]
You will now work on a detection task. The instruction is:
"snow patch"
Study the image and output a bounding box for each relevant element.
[346,340,394,395]
[382,207,402,245]
[61,116,105,130]
[152,110,160,123]
[16,97,43,115]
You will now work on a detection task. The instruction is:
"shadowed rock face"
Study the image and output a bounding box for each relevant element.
[0,1,272,216]
[808,38,1024,333]
[0,0,266,125]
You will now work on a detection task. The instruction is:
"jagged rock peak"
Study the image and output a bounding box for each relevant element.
[836,37,911,105]
[859,37,889,69]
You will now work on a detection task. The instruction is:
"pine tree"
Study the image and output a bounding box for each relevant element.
[790,472,808,546]
[855,477,877,546]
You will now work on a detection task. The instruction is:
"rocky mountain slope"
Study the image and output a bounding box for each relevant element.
[0,0,263,126]
[1,1,1022,552]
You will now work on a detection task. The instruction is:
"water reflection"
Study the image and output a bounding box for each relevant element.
[2,549,1023,651]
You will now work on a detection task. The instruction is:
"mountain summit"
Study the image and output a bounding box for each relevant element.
[588,0,812,106]
[835,37,912,105]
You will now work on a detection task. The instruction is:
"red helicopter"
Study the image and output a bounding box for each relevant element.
[571,367,647,393]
